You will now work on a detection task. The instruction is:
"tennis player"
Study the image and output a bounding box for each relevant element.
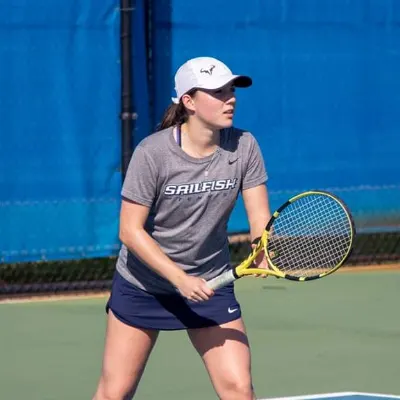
[93,57,271,400]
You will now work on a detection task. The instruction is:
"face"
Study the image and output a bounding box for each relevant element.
[182,83,236,129]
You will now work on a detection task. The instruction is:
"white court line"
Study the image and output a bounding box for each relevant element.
[261,392,356,400]
[0,292,109,305]
[261,392,400,400]
[352,394,400,399]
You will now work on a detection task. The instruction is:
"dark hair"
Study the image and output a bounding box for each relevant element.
[157,101,188,131]
[156,89,197,131]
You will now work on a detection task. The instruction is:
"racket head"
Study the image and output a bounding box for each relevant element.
[264,190,355,281]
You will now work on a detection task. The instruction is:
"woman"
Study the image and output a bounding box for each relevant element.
[93,56,271,400]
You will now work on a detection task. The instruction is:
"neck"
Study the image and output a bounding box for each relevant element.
[180,120,220,158]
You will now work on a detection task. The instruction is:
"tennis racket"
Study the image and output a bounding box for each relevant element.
[207,190,355,290]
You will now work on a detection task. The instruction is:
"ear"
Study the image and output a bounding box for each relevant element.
[181,93,196,112]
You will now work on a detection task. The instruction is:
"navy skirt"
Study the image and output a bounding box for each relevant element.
[106,271,242,330]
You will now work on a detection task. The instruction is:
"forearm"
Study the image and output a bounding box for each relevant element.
[121,228,186,287]
[242,185,272,243]
[248,211,271,242]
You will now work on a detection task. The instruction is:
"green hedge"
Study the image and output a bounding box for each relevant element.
[1,232,399,295]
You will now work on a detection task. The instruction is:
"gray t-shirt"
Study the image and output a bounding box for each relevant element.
[116,126,267,294]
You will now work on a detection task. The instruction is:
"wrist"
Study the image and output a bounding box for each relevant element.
[168,268,188,288]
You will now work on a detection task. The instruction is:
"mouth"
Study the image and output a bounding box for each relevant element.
[223,109,234,116]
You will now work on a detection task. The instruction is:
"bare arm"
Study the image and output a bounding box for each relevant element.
[242,184,272,274]
[119,198,186,285]
[242,184,271,243]
[119,198,214,300]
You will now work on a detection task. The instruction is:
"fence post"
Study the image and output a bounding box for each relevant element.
[120,0,136,180]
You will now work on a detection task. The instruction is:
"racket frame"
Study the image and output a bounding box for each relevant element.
[263,190,356,281]
[207,190,356,290]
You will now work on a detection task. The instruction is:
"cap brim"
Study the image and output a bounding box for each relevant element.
[172,74,253,103]
[212,75,252,89]
[232,75,252,88]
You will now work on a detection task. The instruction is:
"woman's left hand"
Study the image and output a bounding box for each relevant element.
[251,245,270,278]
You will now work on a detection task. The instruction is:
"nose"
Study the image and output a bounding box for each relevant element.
[226,92,236,104]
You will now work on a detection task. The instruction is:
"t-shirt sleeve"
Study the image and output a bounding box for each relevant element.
[121,145,158,207]
[241,134,268,191]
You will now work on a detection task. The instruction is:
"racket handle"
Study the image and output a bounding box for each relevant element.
[207,269,236,290]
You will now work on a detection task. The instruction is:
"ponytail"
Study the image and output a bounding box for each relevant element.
[157,101,188,131]
[157,89,197,131]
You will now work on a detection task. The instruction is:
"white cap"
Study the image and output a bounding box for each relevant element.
[172,57,252,104]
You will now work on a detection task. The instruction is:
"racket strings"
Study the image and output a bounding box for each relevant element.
[268,195,352,277]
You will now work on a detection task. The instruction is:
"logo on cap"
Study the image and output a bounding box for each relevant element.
[200,65,215,75]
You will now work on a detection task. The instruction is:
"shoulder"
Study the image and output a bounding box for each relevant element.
[223,127,259,151]
[135,127,173,153]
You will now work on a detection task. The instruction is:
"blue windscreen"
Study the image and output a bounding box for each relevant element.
[150,0,400,234]
[0,2,122,262]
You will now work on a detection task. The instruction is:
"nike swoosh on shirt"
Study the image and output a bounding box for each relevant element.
[228,307,239,314]
[228,158,239,165]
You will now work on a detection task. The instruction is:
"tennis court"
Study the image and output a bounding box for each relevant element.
[1,2,400,399]
[1,269,399,400]
[268,394,400,400]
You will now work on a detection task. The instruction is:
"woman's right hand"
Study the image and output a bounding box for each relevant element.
[175,275,215,302]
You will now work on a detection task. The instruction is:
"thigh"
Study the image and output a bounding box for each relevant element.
[187,318,255,400]
[94,310,159,400]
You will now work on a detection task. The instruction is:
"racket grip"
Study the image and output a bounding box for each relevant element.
[207,270,236,290]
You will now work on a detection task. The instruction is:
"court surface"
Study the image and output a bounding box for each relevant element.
[265,392,400,399]
[1,269,399,399]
